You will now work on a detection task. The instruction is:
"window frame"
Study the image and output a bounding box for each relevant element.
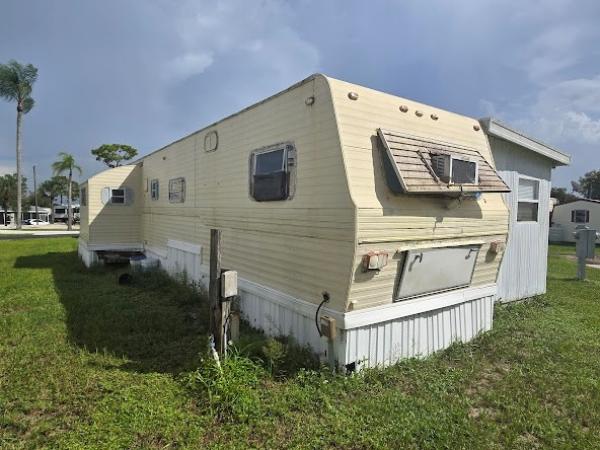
[168,177,186,203]
[110,188,126,205]
[150,179,160,201]
[249,142,296,202]
[516,176,540,223]
[572,209,590,223]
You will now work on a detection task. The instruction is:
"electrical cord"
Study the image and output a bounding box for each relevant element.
[315,291,330,337]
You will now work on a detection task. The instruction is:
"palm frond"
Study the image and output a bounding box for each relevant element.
[0,60,37,105]
[22,97,35,114]
[52,152,81,176]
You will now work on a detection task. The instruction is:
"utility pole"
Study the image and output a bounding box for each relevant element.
[33,165,38,221]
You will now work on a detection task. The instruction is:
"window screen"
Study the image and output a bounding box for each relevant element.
[151,179,159,200]
[250,145,295,202]
[111,189,125,204]
[517,178,539,222]
[81,187,87,206]
[451,158,477,184]
[169,177,185,203]
[572,209,590,223]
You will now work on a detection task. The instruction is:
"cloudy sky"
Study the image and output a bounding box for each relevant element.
[1,0,599,188]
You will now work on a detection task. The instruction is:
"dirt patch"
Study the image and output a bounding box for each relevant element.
[565,255,600,264]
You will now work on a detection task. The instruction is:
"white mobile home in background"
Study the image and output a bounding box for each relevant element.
[551,199,600,243]
[481,119,570,302]
[80,74,513,369]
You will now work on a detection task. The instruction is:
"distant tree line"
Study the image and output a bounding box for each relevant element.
[552,170,600,205]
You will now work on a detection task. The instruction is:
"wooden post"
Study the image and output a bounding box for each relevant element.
[209,229,224,354]
[220,292,231,355]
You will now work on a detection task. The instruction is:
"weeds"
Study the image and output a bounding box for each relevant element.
[185,348,265,423]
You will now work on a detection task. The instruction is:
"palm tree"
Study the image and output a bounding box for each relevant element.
[0,60,38,230]
[52,153,82,231]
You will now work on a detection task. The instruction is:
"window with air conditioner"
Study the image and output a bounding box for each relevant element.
[250,143,296,201]
[517,177,539,222]
[430,154,478,184]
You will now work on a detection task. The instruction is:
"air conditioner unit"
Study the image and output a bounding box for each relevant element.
[430,154,478,184]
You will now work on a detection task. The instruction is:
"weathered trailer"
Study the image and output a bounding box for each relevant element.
[79,74,510,369]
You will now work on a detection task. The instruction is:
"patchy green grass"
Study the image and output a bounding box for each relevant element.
[1,238,599,449]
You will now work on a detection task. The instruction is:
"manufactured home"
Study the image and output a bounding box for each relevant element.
[481,119,570,302]
[80,74,512,368]
[551,199,600,243]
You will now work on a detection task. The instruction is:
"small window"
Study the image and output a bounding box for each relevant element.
[111,189,125,204]
[572,209,590,223]
[150,179,159,201]
[431,154,478,184]
[204,130,218,152]
[517,178,539,222]
[169,177,185,203]
[81,187,87,206]
[250,144,296,201]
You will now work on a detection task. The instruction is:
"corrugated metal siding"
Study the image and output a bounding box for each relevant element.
[491,136,552,302]
[341,295,494,368]
[148,237,494,368]
[241,290,327,355]
[165,244,202,282]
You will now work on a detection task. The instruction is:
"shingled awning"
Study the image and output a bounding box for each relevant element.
[378,128,510,195]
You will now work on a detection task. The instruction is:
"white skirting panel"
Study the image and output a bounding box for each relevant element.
[142,241,495,369]
[240,289,329,356]
[341,294,494,369]
[77,239,99,267]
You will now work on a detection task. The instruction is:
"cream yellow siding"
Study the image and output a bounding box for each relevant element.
[138,75,356,312]
[79,181,89,242]
[84,165,142,247]
[81,74,509,315]
[326,77,508,310]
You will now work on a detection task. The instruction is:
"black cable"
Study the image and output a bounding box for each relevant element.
[315,292,330,337]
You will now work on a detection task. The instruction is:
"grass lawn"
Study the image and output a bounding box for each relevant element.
[1,238,600,449]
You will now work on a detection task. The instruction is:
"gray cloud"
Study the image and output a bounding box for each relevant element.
[1,0,598,190]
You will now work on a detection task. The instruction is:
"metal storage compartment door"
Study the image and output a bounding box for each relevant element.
[396,245,480,300]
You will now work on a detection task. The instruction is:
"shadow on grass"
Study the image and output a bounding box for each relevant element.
[14,250,209,374]
[13,250,320,378]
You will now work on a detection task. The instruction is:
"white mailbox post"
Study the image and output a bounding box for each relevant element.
[573,228,599,280]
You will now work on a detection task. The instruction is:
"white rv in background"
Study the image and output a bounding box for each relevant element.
[53,204,80,223]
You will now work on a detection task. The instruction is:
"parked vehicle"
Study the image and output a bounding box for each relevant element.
[24,219,50,226]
